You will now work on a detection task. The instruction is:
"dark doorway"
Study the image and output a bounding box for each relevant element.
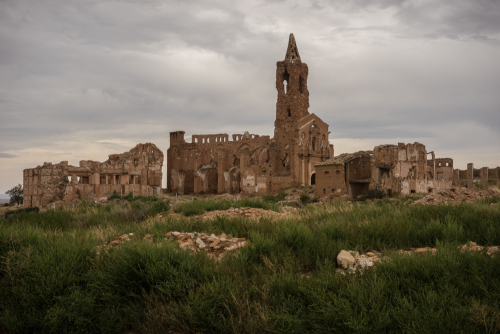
[184,170,195,194]
[311,173,316,185]
[350,183,369,198]
[207,169,218,194]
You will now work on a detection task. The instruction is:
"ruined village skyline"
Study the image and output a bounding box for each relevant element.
[1,0,500,193]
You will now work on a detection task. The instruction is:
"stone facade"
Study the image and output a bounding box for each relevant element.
[23,143,163,208]
[454,163,500,188]
[167,34,333,195]
[315,142,459,198]
[315,151,372,198]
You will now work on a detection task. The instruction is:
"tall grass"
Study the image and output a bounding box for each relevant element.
[173,198,282,216]
[1,197,499,333]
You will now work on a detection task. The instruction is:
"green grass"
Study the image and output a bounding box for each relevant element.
[1,197,499,333]
[173,198,282,216]
[108,192,163,202]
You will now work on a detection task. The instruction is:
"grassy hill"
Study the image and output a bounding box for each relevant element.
[1,194,499,333]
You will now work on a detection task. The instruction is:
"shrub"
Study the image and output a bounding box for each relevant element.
[300,194,310,204]
[357,189,385,201]
[5,184,23,206]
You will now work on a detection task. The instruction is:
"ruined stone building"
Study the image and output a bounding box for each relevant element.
[314,151,372,198]
[167,34,333,195]
[315,142,459,198]
[454,163,500,188]
[23,143,163,208]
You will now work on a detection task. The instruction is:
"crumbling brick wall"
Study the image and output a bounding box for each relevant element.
[370,142,453,196]
[23,143,163,208]
[454,163,500,187]
[315,143,456,199]
[315,151,372,198]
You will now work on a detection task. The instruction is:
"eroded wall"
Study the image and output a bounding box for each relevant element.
[370,142,453,196]
[23,143,163,208]
[314,152,372,198]
[454,163,500,187]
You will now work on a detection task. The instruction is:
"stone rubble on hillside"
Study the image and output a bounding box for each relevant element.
[95,231,250,259]
[200,207,292,221]
[397,247,439,255]
[412,187,496,205]
[461,241,500,256]
[165,231,249,260]
[158,206,296,221]
[336,250,384,274]
[336,242,499,274]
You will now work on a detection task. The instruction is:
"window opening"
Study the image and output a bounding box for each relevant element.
[299,75,305,94]
[282,69,290,94]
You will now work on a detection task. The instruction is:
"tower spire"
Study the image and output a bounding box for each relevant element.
[284,33,301,61]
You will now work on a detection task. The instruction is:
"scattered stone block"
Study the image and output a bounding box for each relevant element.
[337,250,355,269]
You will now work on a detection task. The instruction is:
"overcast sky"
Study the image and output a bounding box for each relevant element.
[1,0,500,192]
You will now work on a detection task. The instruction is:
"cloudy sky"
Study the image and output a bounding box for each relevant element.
[1,0,500,192]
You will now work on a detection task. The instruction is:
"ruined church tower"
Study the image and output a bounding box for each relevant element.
[167,33,332,195]
[275,33,310,125]
[271,34,332,187]
[273,34,310,177]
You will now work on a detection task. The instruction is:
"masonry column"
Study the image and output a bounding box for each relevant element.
[467,163,474,188]
[217,151,225,194]
[481,167,489,187]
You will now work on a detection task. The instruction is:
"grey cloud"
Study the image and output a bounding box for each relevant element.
[0,153,16,158]
[0,0,499,191]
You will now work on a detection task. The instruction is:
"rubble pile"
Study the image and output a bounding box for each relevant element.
[412,187,496,205]
[336,242,499,274]
[460,241,500,256]
[336,250,385,274]
[165,231,249,259]
[200,207,291,220]
[397,247,439,255]
[96,231,249,259]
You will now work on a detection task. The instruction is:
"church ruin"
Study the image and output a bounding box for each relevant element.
[22,34,498,206]
[167,34,333,195]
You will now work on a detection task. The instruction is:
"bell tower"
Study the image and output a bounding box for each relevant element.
[275,33,310,129]
[273,34,310,177]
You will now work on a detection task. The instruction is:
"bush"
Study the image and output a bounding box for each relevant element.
[357,189,386,201]
[300,194,311,204]
[5,184,23,205]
